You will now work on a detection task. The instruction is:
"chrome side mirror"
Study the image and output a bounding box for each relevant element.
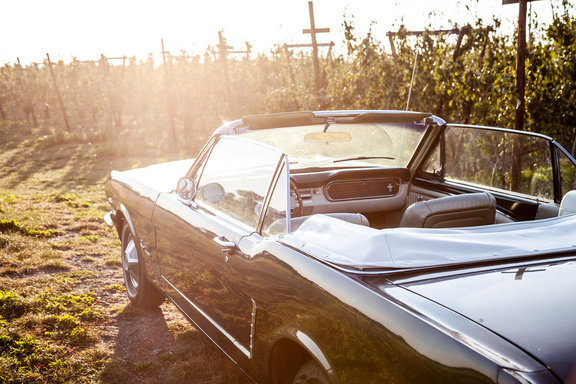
[176,177,197,201]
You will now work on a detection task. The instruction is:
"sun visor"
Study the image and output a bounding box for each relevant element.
[243,111,323,129]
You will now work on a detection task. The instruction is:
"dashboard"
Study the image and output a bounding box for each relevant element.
[290,167,411,217]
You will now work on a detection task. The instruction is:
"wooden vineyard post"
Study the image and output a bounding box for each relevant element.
[512,0,528,192]
[504,0,532,192]
[217,31,233,119]
[478,26,494,67]
[514,0,527,133]
[302,1,330,92]
[101,54,128,128]
[321,42,334,92]
[161,39,177,149]
[46,53,71,132]
[284,1,332,92]
[0,67,7,120]
[282,45,297,86]
[502,0,534,131]
[215,31,250,119]
[17,58,38,127]
[229,41,252,61]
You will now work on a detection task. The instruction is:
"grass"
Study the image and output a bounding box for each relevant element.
[0,120,250,383]
[0,278,107,382]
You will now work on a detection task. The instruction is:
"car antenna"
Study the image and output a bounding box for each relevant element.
[406,52,419,111]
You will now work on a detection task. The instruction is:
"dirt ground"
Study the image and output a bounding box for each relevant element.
[0,122,253,383]
[71,253,254,384]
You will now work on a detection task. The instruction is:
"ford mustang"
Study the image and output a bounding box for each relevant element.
[104,110,576,383]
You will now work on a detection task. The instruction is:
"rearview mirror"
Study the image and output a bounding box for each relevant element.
[304,132,351,143]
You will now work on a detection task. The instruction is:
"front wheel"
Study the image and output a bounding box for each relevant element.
[293,360,329,384]
[120,221,164,309]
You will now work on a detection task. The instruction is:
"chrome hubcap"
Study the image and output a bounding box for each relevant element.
[122,233,139,295]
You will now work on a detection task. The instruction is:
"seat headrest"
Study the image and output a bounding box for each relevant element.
[400,192,497,228]
[560,190,576,216]
[267,213,370,234]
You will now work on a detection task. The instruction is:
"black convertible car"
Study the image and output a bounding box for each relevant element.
[104,110,576,383]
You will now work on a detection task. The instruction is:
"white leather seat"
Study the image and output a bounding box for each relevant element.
[559,190,576,216]
[267,213,370,234]
[400,192,497,228]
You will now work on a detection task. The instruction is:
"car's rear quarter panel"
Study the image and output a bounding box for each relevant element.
[226,239,509,383]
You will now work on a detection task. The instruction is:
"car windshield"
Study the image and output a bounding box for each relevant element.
[240,122,429,170]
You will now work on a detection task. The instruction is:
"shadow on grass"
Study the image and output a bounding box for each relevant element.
[0,129,114,190]
[0,122,199,192]
[100,302,252,384]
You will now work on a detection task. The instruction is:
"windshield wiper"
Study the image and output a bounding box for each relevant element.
[332,156,395,163]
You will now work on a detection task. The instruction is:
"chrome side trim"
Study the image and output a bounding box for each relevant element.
[163,292,237,364]
[162,276,252,358]
[250,298,257,359]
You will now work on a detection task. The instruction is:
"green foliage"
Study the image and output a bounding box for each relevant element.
[78,235,99,244]
[0,331,106,383]
[1,5,575,156]
[0,290,28,319]
[0,286,106,381]
[104,283,125,292]
[0,219,64,238]
[527,5,576,155]
[38,291,98,315]
[44,314,91,344]
[51,193,90,208]
[0,193,18,205]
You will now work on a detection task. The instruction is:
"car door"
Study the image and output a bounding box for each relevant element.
[152,136,287,362]
[412,124,576,220]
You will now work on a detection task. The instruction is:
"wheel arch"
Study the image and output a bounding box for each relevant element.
[269,329,340,384]
[117,203,165,308]
[116,203,151,277]
[115,204,135,239]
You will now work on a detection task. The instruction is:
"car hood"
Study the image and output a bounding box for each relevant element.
[399,259,576,382]
[117,159,195,193]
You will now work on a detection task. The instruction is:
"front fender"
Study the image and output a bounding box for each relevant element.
[105,204,137,240]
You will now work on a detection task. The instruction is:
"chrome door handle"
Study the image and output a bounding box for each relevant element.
[213,236,236,255]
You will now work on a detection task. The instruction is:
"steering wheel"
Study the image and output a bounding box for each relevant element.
[290,179,303,218]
